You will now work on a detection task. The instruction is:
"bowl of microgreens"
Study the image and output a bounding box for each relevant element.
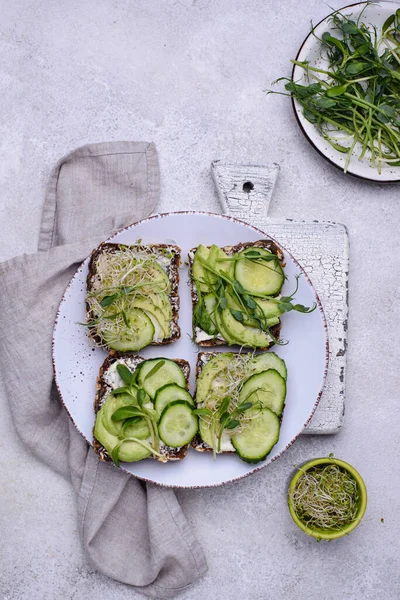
[269,1,400,181]
[288,457,367,540]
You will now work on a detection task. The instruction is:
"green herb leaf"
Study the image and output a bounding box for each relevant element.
[111,406,143,421]
[233,280,245,295]
[137,388,146,407]
[313,96,337,110]
[230,309,245,322]
[303,109,318,124]
[235,402,253,413]
[117,364,135,385]
[121,416,142,434]
[219,296,227,310]
[326,84,348,98]
[111,444,120,467]
[219,411,230,425]
[285,81,322,98]
[219,396,231,415]
[242,294,257,309]
[243,249,261,258]
[192,408,212,416]
[194,298,214,333]
[100,294,118,308]
[340,20,359,35]
[144,360,166,382]
[292,303,317,314]
[345,61,369,75]
[102,312,121,320]
[122,310,130,328]
[112,386,132,395]
[225,419,240,429]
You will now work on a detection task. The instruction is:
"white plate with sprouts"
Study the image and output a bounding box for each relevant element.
[292,1,400,182]
[53,212,328,488]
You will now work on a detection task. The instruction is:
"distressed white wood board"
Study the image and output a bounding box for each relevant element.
[214,162,348,434]
[212,160,279,218]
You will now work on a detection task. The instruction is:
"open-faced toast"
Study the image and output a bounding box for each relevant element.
[192,351,287,463]
[188,240,285,349]
[86,242,181,352]
[93,352,193,463]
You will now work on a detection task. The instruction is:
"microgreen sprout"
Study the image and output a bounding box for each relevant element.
[289,464,360,531]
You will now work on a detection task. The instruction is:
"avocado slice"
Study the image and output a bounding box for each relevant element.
[221,308,272,348]
[208,245,234,279]
[94,410,152,462]
[102,391,138,436]
[196,353,235,402]
[192,245,211,294]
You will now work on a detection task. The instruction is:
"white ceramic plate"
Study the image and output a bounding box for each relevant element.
[292,1,400,182]
[53,212,328,488]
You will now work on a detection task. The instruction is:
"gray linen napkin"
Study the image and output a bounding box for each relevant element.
[0,142,207,598]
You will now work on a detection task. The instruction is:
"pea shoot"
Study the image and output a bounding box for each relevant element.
[268,5,400,173]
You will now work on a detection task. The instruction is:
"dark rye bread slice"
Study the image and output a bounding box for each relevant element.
[86,242,181,348]
[93,351,190,462]
[188,240,284,349]
[191,352,235,454]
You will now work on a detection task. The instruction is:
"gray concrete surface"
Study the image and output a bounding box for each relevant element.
[1,1,399,599]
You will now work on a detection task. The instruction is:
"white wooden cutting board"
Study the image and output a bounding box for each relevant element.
[212,160,349,434]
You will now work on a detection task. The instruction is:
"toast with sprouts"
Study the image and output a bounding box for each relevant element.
[86,242,181,352]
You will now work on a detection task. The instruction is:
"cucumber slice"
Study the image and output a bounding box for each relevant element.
[232,408,280,463]
[158,401,198,447]
[221,308,272,348]
[192,245,211,293]
[155,384,194,417]
[102,308,155,351]
[247,352,287,380]
[234,247,284,296]
[239,369,286,416]
[138,358,186,399]
[195,353,235,402]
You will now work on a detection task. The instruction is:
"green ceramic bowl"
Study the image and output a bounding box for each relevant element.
[288,457,367,540]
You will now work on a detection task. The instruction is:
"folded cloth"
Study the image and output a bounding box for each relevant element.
[0,142,207,598]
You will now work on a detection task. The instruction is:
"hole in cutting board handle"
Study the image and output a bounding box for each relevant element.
[242,181,254,192]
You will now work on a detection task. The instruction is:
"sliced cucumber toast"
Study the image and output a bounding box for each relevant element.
[192,352,287,463]
[189,240,284,349]
[189,240,315,349]
[86,242,181,352]
[93,353,198,464]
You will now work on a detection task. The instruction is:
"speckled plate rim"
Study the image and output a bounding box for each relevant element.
[291,1,400,183]
[52,211,329,489]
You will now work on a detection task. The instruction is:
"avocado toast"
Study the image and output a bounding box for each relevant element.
[86,242,181,352]
[93,352,197,464]
[192,352,287,463]
[188,240,285,349]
